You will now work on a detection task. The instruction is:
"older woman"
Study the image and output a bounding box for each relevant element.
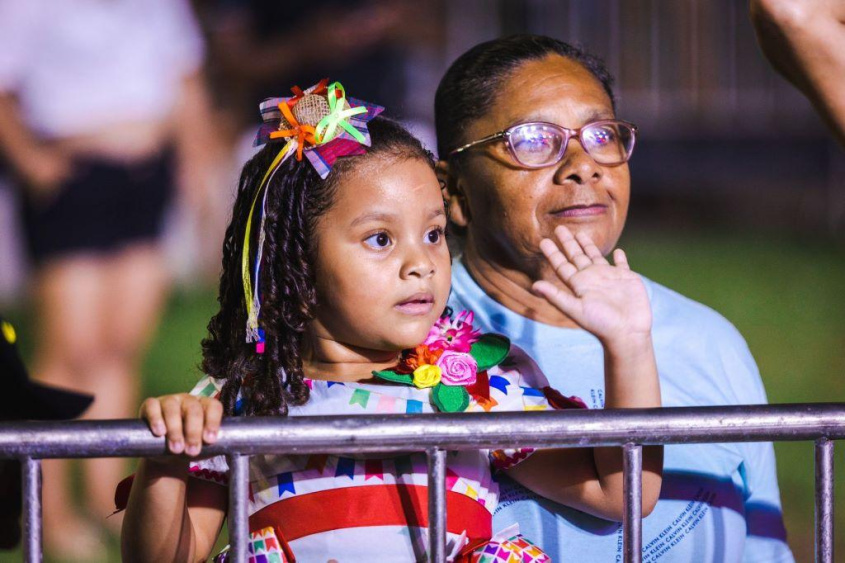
[436,35,794,562]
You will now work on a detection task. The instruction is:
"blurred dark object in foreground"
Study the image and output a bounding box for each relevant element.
[0,316,92,549]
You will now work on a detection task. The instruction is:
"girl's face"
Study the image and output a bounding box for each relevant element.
[309,157,451,353]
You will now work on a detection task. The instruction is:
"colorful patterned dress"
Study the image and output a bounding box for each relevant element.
[189,339,574,562]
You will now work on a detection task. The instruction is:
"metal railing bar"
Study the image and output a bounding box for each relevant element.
[22,457,41,563]
[814,438,834,563]
[227,454,250,563]
[427,447,447,563]
[623,443,643,563]
[2,404,844,459]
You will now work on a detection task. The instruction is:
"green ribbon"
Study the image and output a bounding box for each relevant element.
[315,82,367,144]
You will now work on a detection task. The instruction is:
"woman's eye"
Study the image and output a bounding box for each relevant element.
[426,227,444,244]
[515,136,553,153]
[585,127,616,146]
[364,232,391,249]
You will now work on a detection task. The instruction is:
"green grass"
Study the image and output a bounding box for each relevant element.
[2,229,843,561]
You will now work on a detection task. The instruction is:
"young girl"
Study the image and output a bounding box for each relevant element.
[120,82,662,562]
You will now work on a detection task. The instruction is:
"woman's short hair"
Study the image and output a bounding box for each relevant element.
[434,34,616,157]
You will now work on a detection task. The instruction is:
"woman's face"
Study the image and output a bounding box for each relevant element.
[446,54,630,277]
[310,157,451,352]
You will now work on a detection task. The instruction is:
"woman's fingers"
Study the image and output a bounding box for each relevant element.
[539,238,577,282]
[554,226,593,270]
[575,231,609,265]
[532,280,581,316]
[613,248,630,270]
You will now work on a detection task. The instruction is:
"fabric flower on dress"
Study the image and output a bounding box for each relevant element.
[437,351,478,386]
[412,364,442,388]
[424,310,482,352]
[373,310,509,412]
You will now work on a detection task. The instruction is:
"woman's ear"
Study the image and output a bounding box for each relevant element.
[436,160,470,227]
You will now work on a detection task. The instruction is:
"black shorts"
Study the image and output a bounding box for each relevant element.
[20,151,174,264]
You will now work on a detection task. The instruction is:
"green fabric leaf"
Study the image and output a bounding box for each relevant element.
[372,369,413,385]
[470,334,511,371]
[432,383,469,412]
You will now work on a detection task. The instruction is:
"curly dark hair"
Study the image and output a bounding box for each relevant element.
[435,34,616,158]
[201,117,435,416]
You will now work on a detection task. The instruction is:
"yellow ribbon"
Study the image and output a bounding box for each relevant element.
[315,82,367,145]
[241,141,296,334]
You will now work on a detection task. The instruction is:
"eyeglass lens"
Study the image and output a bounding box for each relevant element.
[510,122,635,166]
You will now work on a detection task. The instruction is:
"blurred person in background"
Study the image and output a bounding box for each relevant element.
[0,0,221,558]
[751,0,845,145]
[199,0,441,155]
[436,35,794,562]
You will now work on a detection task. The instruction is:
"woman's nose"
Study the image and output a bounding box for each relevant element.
[554,138,603,185]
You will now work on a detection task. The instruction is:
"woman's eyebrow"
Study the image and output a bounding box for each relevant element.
[514,109,614,127]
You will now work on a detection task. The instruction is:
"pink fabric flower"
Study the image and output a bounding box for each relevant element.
[424,310,482,353]
[436,351,478,386]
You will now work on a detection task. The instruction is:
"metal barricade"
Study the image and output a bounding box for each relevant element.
[1,403,842,563]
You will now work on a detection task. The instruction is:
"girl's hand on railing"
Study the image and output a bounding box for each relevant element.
[532,225,652,351]
[139,394,223,461]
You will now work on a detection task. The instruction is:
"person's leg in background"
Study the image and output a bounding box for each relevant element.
[31,243,169,559]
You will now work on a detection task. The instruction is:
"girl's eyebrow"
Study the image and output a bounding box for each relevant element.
[350,208,445,227]
[350,211,398,227]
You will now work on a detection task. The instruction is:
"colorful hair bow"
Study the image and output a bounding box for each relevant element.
[243,80,384,352]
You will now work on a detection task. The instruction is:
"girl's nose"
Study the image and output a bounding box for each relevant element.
[400,245,436,279]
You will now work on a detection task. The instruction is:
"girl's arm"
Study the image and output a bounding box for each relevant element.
[504,225,662,521]
[121,394,228,563]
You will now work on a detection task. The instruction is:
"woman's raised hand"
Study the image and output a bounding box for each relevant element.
[139,393,223,460]
[532,225,652,346]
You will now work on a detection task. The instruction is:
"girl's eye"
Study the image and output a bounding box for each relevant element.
[364,232,391,249]
[426,227,444,244]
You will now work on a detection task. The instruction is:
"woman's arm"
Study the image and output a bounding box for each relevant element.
[121,394,227,563]
[506,225,662,521]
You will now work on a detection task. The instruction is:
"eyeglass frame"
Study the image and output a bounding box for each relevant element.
[448,119,639,168]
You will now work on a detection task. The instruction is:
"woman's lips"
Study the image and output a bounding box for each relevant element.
[394,293,435,316]
[553,204,608,218]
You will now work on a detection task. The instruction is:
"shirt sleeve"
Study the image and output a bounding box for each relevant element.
[187,375,230,485]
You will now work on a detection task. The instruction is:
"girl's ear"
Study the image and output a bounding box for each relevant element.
[435,160,471,228]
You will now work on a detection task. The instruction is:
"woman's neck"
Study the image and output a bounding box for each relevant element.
[302,333,401,382]
[463,241,580,329]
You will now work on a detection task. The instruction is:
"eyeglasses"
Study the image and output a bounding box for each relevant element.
[449,119,638,168]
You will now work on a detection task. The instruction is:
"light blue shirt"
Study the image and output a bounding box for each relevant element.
[449,261,794,563]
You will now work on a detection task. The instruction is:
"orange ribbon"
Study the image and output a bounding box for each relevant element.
[286,78,329,109]
[269,100,319,161]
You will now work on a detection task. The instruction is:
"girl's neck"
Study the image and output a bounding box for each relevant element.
[463,239,580,329]
[303,333,401,382]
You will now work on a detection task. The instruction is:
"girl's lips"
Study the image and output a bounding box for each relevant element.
[553,204,608,218]
[395,293,435,316]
